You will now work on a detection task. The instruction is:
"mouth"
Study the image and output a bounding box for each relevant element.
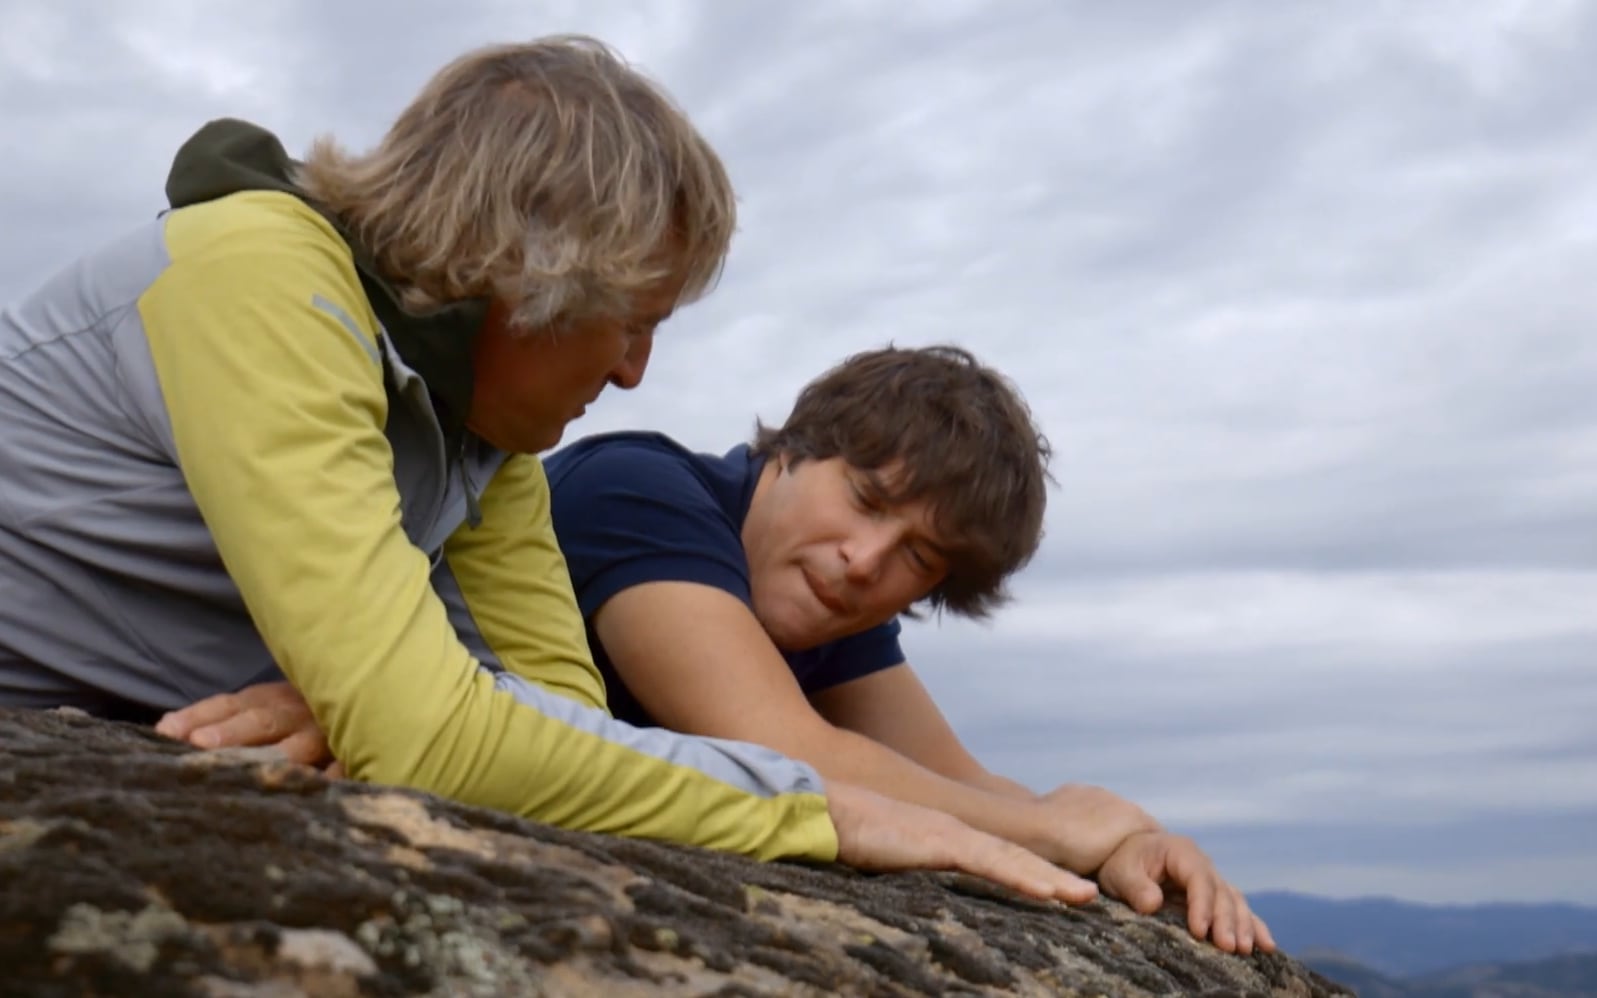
[575,388,604,420]
[802,566,848,615]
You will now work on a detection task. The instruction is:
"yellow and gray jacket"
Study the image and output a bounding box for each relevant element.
[0,120,837,862]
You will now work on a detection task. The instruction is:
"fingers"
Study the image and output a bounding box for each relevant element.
[155,681,311,750]
[820,781,1264,941]
[186,705,290,750]
[1202,884,1264,955]
[1183,860,1218,938]
[154,692,241,741]
[1252,911,1277,953]
[1206,882,1240,953]
[826,781,1098,904]
[1234,890,1255,954]
[274,728,333,768]
[1100,832,1268,955]
[154,682,321,754]
[1095,834,1165,914]
[323,760,347,780]
[1162,836,1244,953]
[1029,823,1272,955]
[1116,868,1165,914]
[1175,849,1258,951]
[1225,887,1264,955]
[960,834,1099,905]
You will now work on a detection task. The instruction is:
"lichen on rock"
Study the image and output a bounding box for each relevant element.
[0,707,1353,997]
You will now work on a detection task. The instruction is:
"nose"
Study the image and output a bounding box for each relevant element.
[609,330,654,391]
[841,524,895,586]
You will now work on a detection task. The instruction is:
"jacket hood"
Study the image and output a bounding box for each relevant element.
[165,117,304,209]
[164,119,486,442]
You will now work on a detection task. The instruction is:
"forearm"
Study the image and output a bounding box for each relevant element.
[791,722,1162,873]
[287,526,839,861]
[787,722,1067,862]
[964,768,1041,802]
[460,672,838,860]
[805,668,1158,868]
[957,769,1166,871]
[225,506,839,861]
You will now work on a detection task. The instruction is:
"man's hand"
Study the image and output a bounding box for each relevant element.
[154,681,331,768]
[825,780,1099,905]
[1096,831,1276,955]
[1030,783,1163,873]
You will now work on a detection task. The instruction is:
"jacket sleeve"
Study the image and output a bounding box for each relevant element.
[439,453,843,850]
[137,192,838,861]
[440,454,610,710]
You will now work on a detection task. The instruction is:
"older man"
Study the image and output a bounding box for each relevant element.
[0,37,1092,898]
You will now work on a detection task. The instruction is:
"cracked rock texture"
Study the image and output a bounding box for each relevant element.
[0,708,1352,997]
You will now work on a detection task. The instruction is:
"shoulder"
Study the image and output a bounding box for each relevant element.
[790,618,906,692]
[161,191,360,294]
[546,430,696,476]
[548,431,739,559]
[547,433,752,605]
[546,432,720,509]
[483,451,550,504]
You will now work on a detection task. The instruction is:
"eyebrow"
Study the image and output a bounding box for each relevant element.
[862,470,952,560]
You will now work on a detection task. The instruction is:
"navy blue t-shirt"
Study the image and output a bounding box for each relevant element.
[545,431,905,727]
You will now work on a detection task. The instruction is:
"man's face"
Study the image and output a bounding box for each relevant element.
[466,275,684,454]
[741,455,951,651]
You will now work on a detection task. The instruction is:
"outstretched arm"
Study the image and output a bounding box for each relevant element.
[813,666,1175,853]
[591,581,1269,952]
[810,661,1272,952]
[812,665,1060,801]
[595,580,1150,873]
[141,197,834,861]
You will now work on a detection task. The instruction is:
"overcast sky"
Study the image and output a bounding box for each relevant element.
[3,0,1593,906]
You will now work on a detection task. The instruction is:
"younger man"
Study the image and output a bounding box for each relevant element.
[544,345,1269,954]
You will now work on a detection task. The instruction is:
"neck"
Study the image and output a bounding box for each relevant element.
[741,454,783,551]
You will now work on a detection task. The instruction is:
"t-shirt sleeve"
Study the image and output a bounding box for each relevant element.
[795,617,908,694]
[550,444,752,618]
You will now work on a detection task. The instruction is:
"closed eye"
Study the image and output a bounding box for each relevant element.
[849,479,884,515]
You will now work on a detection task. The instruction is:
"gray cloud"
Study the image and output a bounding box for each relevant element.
[3,0,1592,903]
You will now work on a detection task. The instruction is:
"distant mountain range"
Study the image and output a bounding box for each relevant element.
[1302,950,1597,997]
[1249,891,1597,988]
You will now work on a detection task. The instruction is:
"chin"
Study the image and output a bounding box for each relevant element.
[535,431,565,453]
[510,426,564,455]
[761,615,800,653]
[774,614,830,653]
[753,600,806,653]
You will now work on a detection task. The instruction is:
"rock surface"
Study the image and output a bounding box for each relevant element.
[0,708,1352,997]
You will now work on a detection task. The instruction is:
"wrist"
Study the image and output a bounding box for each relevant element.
[1126,804,1163,836]
[1010,797,1080,864]
[1051,807,1162,875]
[1100,808,1162,858]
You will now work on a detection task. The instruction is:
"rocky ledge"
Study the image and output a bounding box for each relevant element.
[0,708,1351,997]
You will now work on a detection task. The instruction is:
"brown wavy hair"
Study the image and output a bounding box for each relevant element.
[753,345,1053,618]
